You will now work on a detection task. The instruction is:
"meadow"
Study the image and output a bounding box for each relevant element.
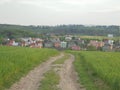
[71,51,120,90]
[0,46,59,90]
[79,35,120,40]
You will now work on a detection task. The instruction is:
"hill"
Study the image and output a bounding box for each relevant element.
[0,24,120,38]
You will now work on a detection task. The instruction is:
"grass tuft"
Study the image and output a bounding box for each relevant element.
[39,70,60,90]
[53,54,69,64]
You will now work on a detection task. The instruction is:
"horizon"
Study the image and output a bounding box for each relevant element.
[0,23,120,27]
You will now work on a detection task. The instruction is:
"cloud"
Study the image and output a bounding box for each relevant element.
[19,0,120,12]
[1,0,120,12]
[0,0,120,25]
[0,0,11,4]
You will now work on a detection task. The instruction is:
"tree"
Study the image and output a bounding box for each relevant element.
[87,45,97,51]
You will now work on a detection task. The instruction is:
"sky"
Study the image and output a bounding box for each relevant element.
[0,0,120,25]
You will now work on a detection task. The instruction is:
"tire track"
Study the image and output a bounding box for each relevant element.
[8,53,64,90]
[58,54,86,90]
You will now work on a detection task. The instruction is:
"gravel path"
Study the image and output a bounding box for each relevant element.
[8,53,64,90]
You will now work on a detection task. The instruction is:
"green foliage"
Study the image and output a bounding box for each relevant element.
[87,46,97,51]
[0,24,120,38]
[39,70,60,90]
[0,46,59,90]
[0,29,37,39]
[0,37,4,44]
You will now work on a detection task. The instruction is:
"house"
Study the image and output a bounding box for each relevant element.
[7,40,18,46]
[50,38,60,42]
[88,40,98,48]
[88,40,104,48]
[65,35,72,41]
[36,41,43,48]
[104,39,114,45]
[74,40,85,46]
[60,41,67,48]
[108,40,114,46]
[20,37,43,48]
[102,45,112,51]
[44,41,53,48]
[102,39,114,51]
[21,41,27,47]
[54,42,61,48]
[21,37,32,46]
[108,34,113,38]
[67,41,76,48]
[30,41,43,48]
[21,37,32,42]
[71,45,80,51]
[97,41,104,47]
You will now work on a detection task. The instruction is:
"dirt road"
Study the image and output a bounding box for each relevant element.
[8,53,85,90]
[58,54,85,90]
[8,53,64,90]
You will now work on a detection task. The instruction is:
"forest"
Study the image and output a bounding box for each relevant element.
[0,24,120,38]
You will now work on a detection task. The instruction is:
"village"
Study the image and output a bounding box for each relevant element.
[1,34,120,51]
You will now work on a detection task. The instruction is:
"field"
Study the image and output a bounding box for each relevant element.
[0,46,59,90]
[79,35,120,40]
[71,51,120,90]
[1,46,120,90]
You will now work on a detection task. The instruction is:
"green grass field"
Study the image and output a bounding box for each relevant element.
[0,46,59,90]
[70,51,120,90]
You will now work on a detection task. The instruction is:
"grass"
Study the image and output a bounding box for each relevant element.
[0,46,59,90]
[79,35,120,40]
[72,52,97,90]
[80,51,120,90]
[53,54,69,64]
[80,36,107,40]
[39,70,60,90]
[69,51,120,90]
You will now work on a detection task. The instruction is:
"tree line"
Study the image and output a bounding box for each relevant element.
[0,24,120,39]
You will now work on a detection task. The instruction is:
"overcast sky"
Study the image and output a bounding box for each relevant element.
[0,0,120,25]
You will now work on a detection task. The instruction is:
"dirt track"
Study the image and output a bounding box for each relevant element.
[8,53,85,90]
[58,54,85,90]
[8,53,64,90]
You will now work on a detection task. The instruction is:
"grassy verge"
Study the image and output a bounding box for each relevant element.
[0,46,59,90]
[53,54,69,64]
[68,51,116,90]
[73,52,97,90]
[39,70,60,90]
[78,51,120,90]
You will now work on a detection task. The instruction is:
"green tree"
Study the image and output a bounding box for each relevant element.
[87,45,97,51]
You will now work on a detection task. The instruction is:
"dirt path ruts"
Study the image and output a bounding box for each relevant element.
[8,53,64,90]
[58,54,86,90]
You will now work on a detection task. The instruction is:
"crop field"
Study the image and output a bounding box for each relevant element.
[72,51,120,90]
[0,46,59,90]
[79,35,120,40]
